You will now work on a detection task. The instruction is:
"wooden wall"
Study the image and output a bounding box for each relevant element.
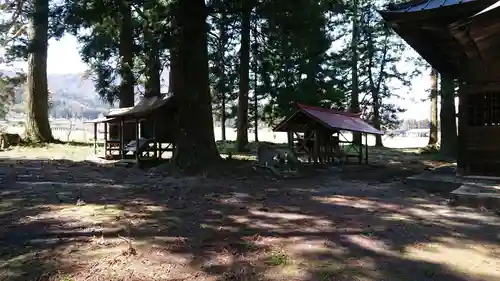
[459,83,500,176]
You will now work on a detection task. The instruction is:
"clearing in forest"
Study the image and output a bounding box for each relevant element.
[0,144,499,281]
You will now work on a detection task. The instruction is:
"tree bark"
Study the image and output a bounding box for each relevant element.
[171,0,220,171]
[144,25,161,98]
[372,93,382,147]
[216,12,227,141]
[440,75,458,158]
[118,4,135,107]
[428,68,439,146]
[350,0,361,145]
[24,0,54,142]
[236,5,251,151]
[144,24,161,98]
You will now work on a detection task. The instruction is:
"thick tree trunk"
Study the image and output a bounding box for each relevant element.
[144,24,161,98]
[428,68,439,146]
[440,75,458,158]
[24,0,54,142]
[236,6,251,151]
[350,0,361,145]
[171,0,220,171]
[118,4,135,107]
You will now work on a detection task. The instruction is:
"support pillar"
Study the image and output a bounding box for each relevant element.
[93,123,97,154]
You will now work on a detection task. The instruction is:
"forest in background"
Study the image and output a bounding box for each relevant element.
[0,0,458,169]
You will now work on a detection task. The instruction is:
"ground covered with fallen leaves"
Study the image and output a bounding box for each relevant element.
[0,145,499,281]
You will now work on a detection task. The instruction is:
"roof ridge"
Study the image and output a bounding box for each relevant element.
[296,103,361,118]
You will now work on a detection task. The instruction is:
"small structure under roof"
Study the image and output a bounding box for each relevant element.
[381,0,500,177]
[87,95,178,163]
[274,103,383,165]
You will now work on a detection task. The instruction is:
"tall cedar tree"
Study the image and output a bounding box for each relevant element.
[236,1,251,151]
[171,0,220,170]
[428,68,438,145]
[24,0,54,142]
[118,3,135,107]
[350,0,361,145]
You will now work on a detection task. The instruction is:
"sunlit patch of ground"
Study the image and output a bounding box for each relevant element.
[0,145,498,281]
[0,143,93,161]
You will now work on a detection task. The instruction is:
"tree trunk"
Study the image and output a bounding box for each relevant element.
[171,0,220,171]
[428,68,438,146]
[118,4,135,107]
[350,0,361,145]
[144,24,161,98]
[24,0,54,142]
[253,89,258,142]
[217,12,227,141]
[253,52,258,142]
[372,92,383,147]
[440,75,458,158]
[236,5,251,151]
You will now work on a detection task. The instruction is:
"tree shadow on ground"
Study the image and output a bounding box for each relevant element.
[0,156,497,281]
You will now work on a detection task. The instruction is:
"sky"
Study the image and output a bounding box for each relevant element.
[31,34,432,120]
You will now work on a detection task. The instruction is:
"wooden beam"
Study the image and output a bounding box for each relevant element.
[93,123,97,154]
[120,119,125,159]
[104,123,108,157]
[365,133,368,164]
[135,119,140,164]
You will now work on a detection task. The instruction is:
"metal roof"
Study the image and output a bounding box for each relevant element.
[473,0,500,16]
[386,0,474,12]
[274,104,383,135]
[106,95,175,119]
[83,117,116,124]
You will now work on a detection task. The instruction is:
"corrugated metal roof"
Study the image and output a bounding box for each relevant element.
[298,104,383,135]
[387,0,474,12]
[274,104,383,135]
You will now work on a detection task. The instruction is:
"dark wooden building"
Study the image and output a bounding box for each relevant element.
[380,0,500,177]
[273,103,383,164]
[86,95,178,163]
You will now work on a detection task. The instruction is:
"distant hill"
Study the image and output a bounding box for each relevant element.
[7,71,169,120]
[6,72,109,119]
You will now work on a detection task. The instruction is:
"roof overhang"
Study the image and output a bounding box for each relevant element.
[379,0,497,78]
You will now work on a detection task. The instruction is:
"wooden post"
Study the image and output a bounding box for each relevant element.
[364,133,368,164]
[93,123,97,154]
[152,118,158,159]
[104,122,108,157]
[287,130,294,152]
[135,119,140,163]
[358,133,363,164]
[313,130,319,164]
[120,119,125,159]
[457,85,466,176]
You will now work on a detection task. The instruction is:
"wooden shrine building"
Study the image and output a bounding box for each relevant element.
[273,103,383,164]
[380,0,500,177]
[86,95,178,163]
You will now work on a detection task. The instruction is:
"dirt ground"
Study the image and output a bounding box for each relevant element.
[0,145,499,281]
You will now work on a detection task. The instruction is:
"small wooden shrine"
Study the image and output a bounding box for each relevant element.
[380,0,500,177]
[273,103,383,164]
[85,95,178,163]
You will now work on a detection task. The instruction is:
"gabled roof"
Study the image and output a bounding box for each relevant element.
[379,0,497,77]
[385,0,474,13]
[106,95,176,119]
[273,103,383,135]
